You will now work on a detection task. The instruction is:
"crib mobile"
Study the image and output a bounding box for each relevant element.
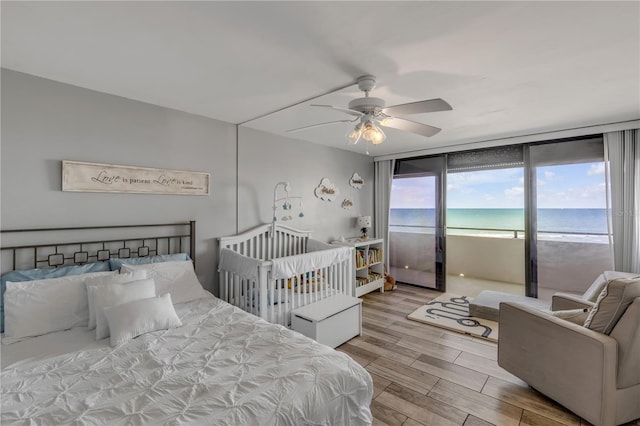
[272,182,304,234]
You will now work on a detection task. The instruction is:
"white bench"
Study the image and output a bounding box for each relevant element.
[291,294,362,348]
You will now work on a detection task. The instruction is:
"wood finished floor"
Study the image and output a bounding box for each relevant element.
[336,283,640,426]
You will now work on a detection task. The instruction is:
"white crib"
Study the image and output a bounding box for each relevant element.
[218,224,354,327]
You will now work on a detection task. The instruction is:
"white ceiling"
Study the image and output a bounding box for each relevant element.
[2,1,639,157]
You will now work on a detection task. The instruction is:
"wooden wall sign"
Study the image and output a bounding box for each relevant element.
[62,160,210,195]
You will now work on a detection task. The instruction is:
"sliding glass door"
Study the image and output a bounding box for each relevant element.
[446,166,526,296]
[528,138,613,300]
[445,145,526,297]
[389,157,446,291]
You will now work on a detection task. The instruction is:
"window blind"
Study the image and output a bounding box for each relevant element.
[394,155,445,177]
[529,136,604,166]
[447,145,524,172]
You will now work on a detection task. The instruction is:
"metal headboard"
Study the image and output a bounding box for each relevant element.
[0,221,196,273]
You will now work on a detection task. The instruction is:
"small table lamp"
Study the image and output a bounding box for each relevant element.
[357,216,371,238]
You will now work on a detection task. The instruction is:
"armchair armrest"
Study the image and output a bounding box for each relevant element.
[551,292,595,311]
[498,302,617,426]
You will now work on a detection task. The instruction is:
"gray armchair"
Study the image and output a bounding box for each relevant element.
[498,289,640,426]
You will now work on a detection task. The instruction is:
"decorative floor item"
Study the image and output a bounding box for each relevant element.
[407,293,499,342]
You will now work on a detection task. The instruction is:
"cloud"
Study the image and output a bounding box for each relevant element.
[504,186,524,197]
[588,163,605,176]
[391,177,436,208]
[580,182,606,198]
[544,171,556,180]
[537,182,607,208]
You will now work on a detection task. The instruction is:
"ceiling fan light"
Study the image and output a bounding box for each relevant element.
[371,127,386,144]
[360,122,376,141]
[346,125,362,145]
[361,121,386,144]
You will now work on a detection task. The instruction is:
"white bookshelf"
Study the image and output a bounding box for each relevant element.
[332,237,384,297]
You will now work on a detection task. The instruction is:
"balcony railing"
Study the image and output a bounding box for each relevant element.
[389,225,613,293]
[390,224,610,242]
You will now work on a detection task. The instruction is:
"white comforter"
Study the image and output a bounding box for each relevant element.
[1,294,373,425]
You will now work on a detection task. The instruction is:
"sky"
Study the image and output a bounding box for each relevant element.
[390,162,607,209]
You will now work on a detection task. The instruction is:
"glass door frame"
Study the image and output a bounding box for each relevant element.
[393,155,447,292]
[526,136,607,299]
[524,146,538,298]
[435,159,446,292]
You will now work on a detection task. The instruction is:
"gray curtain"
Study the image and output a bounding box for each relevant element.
[374,159,395,268]
[604,129,640,273]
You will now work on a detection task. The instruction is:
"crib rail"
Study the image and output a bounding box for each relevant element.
[219,260,270,320]
[220,252,353,327]
[219,223,354,327]
[219,223,312,261]
[265,253,353,326]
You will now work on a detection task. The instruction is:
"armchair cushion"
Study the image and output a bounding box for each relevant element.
[584,277,640,334]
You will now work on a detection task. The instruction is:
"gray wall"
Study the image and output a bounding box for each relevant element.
[237,127,374,243]
[1,69,374,294]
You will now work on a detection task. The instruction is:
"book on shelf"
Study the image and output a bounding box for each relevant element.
[355,276,369,287]
[367,248,382,264]
[368,270,382,282]
[355,248,367,269]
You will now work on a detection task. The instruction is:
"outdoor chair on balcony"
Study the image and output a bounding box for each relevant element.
[498,274,640,426]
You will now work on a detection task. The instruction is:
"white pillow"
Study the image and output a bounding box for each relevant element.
[3,271,116,344]
[104,293,182,346]
[93,278,156,340]
[85,270,148,330]
[121,261,206,304]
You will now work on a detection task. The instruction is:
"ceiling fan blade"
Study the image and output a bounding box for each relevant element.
[310,104,364,117]
[380,117,442,137]
[382,98,452,116]
[286,119,357,133]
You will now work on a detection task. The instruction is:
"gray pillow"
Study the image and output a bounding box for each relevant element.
[550,308,590,325]
[584,278,640,334]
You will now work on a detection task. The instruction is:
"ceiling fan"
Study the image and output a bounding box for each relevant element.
[287,75,452,145]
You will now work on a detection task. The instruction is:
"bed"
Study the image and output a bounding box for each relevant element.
[218,223,355,327]
[0,222,373,425]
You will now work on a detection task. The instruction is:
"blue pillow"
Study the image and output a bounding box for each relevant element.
[1,261,111,333]
[108,253,191,271]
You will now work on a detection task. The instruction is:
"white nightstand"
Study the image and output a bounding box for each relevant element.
[291,294,362,348]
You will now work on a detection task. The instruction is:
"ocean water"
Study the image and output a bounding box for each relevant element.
[390,208,609,242]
